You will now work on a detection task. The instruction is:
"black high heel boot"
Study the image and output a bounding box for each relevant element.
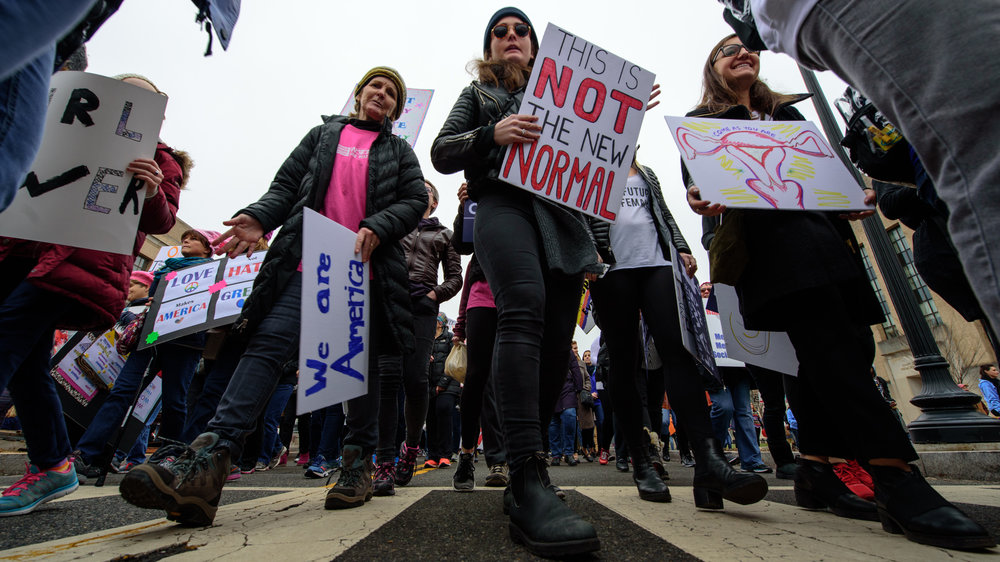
[691,437,768,509]
[631,451,671,502]
[867,464,995,550]
[507,452,600,557]
[794,458,878,521]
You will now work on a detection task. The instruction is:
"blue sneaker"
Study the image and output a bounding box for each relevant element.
[305,455,342,479]
[0,462,79,516]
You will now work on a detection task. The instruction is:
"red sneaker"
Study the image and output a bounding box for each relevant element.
[598,449,609,465]
[832,462,874,501]
[296,453,310,466]
[847,460,874,490]
[437,458,451,468]
[423,458,439,469]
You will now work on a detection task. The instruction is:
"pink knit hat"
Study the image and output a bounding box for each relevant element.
[130,270,154,287]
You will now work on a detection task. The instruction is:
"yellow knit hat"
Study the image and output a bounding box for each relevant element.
[354,66,406,121]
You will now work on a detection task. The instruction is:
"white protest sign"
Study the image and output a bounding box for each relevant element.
[0,72,167,254]
[341,87,434,148]
[78,330,128,388]
[665,116,870,211]
[147,244,182,272]
[703,297,744,368]
[713,283,799,376]
[221,251,267,285]
[132,374,162,422]
[298,209,370,415]
[151,293,212,337]
[670,244,718,378]
[160,261,221,302]
[500,23,655,222]
[214,280,253,320]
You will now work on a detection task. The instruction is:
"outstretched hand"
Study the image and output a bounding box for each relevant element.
[687,186,726,216]
[216,214,265,258]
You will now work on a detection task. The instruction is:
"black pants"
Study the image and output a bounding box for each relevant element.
[596,388,614,451]
[746,365,796,466]
[474,191,583,464]
[590,266,714,459]
[459,306,507,465]
[781,287,917,462]
[427,391,457,461]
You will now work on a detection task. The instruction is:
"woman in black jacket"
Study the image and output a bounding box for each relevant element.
[685,35,992,550]
[430,7,600,557]
[588,158,768,508]
[120,66,427,524]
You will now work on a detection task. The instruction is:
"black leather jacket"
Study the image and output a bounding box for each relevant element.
[402,218,463,303]
[588,165,691,263]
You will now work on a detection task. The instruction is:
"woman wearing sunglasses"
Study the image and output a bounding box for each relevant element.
[685,34,993,550]
[431,7,601,557]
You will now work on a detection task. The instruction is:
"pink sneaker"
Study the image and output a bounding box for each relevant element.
[278,452,288,467]
[296,453,310,466]
[226,466,241,482]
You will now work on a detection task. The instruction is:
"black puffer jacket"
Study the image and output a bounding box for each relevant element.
[402,217,463,303]
[432,80,600,277]
[588,165,690,263]
[429,327,461,397]
[234,115,427,355]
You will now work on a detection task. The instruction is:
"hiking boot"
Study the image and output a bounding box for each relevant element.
[485,463,509,487]
[0,462,78,516]
[453,452,475,492]
[395,443,419,486]
[372,461,396,497]
[119,432,231,526]
[325,446,373,510]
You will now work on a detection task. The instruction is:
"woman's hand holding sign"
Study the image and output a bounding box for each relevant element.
[687,185,727,217]
[126,157,163,198]
[216,214,265,258]
[494,114,541,146]
[355,227,380,263]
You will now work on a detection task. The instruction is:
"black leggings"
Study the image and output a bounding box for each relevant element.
[474,191,584,464]
[459,306,506,464]
[746,365,795,466]
[590,266,714,458]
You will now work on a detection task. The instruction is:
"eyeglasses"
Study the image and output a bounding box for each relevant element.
[492,23,531,40]
[712,43,759,63]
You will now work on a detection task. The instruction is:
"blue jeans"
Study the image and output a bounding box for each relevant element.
[257,383,294,463]
[309,403,345,461]
[181,336,243,443]
[0,280,78,468]
[548,408,577,458]
[120,402,161,465]
[709,371,764,469]
[207,273,382,458]
[76,337,203,464]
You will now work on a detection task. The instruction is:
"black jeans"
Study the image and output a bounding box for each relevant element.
[474,191,583,464]
[427,391,457,461]
[590,266,715,458]
[746,365,796,466]
[460,306,507,465]
[376,295,434,463]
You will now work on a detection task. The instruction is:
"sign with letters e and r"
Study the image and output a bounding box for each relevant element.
[0,72,167,254]
[298,208,370,414]
[500,23,655,223]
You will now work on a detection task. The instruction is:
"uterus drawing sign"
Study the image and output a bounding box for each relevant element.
[665,116,870,212]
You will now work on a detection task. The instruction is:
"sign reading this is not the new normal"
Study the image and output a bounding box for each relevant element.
[500,23,655,222]
[0,72,168,255]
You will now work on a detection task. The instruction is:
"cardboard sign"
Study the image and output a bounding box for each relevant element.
[340,87,434,148]
[670,244,718,379]
[138,253,266,348]
[713,283,799,376]
[0,72,168,254]
[703,297,744,368]
[500,23,655,222]
[298,209,370,415]
[665,116,870,211]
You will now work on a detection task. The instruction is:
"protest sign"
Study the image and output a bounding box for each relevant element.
[713,283,799,376]
[76,330,129,389]
[298,209,370,414]
[138,253,266,349]
[132,374,162,423]
[499,23,655,222]
[665,116,870,211]
[52,333,99,404]
[577,279,596,334]
[462,200,476,244]
[0,72,168,254]
[703,297,744,368]
[147,244,182,272]
[341,87,434,148]
[670,244,718,379]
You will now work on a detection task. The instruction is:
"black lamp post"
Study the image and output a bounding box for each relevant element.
[798,66,1000,443]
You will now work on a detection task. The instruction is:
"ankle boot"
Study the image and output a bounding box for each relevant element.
[507,452,600,557]
[631,452,671,503]
[867,464,995,550]
[691,437,768,509]
[794,458,877,521]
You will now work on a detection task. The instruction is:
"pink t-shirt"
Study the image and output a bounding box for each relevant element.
[467,279,495,310]
[323,124,378,230]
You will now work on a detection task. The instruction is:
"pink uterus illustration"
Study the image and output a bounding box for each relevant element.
[676,127,834,209]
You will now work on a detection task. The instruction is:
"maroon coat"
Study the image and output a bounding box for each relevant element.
[0,143,181,331]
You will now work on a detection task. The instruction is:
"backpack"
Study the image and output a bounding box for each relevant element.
[835,87,915,184]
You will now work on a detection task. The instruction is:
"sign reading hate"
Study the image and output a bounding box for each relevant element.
[500,24,655,222]
[0,72,168,255]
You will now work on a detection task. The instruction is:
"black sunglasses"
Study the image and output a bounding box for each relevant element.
[712,43,759,63]
[492,23,531,40]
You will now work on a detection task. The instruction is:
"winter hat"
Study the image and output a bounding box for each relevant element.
[483,7,539,59]
[113,73,164,95]
[437,312,448,325]
[130,270,154,287]
[181,229,221,254]
[355,66,406,121]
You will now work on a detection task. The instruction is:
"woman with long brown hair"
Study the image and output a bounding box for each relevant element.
[685,34,993,550]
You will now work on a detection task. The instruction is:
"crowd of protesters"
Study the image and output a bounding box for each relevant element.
[2,1,1000,558]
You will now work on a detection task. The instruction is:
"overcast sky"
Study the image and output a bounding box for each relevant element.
[84,1,850,351]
